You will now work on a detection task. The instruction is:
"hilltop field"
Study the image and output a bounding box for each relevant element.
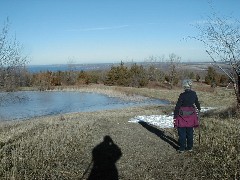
[0,83,239,179]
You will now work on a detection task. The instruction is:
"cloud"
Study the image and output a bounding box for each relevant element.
[65,22,161,32]
[66,25,129,32]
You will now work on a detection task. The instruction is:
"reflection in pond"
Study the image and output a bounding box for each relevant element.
[0,91,169,121]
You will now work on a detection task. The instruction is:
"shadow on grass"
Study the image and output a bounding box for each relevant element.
[87,135,122,180]
[138,121,179,150]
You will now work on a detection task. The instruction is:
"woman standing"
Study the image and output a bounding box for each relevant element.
[174,79,201,153]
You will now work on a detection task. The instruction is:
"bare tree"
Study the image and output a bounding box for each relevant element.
[166,53,181,89]
[194,14,240,106]
[144,55,165,83]
[65,57,78,85]
[0,18,28,91]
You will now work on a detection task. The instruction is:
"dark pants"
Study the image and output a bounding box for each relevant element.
[177,127,193,151]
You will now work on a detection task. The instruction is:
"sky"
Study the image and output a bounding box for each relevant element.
[0,0,240,65]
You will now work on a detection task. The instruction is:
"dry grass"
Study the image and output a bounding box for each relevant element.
[0,113,99,179]
[194,116,240,179]
[0,106,168,179]
[53,84,236,107]
[0,84,239,179]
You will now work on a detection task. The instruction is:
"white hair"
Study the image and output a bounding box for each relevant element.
[182,79,192,89]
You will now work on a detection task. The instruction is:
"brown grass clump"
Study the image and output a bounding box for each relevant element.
[193,111,240,179]
[0,115,96,179]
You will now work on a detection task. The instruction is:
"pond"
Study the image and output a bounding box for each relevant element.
[0,91,169,121]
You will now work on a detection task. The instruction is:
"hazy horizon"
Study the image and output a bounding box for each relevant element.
[27,59,212,66]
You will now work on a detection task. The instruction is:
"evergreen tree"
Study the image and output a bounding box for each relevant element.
[129,63,148,87]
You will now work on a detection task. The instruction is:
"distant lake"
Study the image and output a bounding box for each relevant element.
[0,91,169,121]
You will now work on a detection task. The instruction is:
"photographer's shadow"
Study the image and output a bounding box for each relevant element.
[138,121,179,150]
[87,135,122,180]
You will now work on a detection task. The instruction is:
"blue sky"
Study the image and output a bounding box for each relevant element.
[0,0,239,65]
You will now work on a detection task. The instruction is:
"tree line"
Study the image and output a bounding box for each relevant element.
[20,61,228,91]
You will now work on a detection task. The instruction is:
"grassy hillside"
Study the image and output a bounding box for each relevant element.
[0,84,239,179]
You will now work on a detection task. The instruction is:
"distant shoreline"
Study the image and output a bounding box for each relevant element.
[26,61,212,73]
[26,63,114,73]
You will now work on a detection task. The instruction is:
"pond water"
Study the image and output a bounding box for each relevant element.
[0,91,169,121]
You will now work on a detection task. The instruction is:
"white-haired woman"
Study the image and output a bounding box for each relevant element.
[173,79,201,153]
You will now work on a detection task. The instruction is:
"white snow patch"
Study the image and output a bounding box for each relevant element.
[129,107,216,129]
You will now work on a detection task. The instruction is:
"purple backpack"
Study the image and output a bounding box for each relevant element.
[175,107,199,128]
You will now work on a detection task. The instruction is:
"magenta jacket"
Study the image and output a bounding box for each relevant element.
[174,106,199,128]
[174,89,200,128]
